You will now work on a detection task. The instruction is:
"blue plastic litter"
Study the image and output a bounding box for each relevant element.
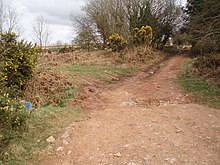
[25,102,32,111]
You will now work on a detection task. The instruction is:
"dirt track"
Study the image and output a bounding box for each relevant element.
[40,54,220,165]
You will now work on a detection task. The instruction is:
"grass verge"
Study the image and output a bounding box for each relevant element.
[179,59,220,109]
[0,106,85,165]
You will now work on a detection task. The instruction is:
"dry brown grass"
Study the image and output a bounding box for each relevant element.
[123,46,161,63]
[189,53,220,87]
[24,69,75,107]
[38,51,115,66]
[38,46,161,66]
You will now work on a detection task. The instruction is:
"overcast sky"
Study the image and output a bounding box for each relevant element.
[8,0,85,44]
[7,0,186,45]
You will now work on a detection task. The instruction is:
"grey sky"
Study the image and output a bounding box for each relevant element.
[7,0,186,45]
[8,0,85,44]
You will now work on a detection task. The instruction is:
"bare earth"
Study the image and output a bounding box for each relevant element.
[40,55,220,165]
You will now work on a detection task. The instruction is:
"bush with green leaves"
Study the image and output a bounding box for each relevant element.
[107,33,128,52]
[0,32,37,97]
[131,25,153,46]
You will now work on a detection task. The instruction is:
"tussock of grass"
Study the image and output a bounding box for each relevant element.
[179,59,220,109]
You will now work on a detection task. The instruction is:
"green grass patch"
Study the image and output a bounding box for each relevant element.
[0,106,85,165]
[66,65,138,82]
[58,87,79,107]
[179,60,220,109]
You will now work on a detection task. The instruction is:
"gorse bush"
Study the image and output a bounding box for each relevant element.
[107,25,153,52]
[0,93,29,149]
[0,32,38,97]
[131,25,153,46]
[0,93,29,130]
[107,33,128,52]
[0,32,37,157]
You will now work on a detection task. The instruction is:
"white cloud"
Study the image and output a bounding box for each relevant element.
[8,0,85,44]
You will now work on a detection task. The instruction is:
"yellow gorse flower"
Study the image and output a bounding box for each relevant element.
[108,33,128,52]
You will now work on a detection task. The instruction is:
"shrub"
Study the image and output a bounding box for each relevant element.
[0,93,29,130]
[0,32,38,97]
[107,33,128,52]
[0,93,29,147]
[189,53,220,86]
[131,25,153,46]
[0,32,36,154]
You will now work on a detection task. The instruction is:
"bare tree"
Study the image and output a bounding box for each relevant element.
[0,0,5,33]
[33,15,51,48]
[71,14,100,48]
[0,0,23,34]
[84,0,129,43]
[5,6,22,34]
[73,0,182,49]
[185,0,220,52]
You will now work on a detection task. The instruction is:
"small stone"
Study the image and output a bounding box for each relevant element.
[46,136,56,143]
[170,158,176,164]
[127,163,137,165]
[173,143,179,147]
[56,146,64,152]
[114,152,122,157]
[63,139,69,145]
[165,158,170,161]
[61,131,69,139]
[208,114,213,117]
[143,157,150,164]
[67,150,72,155]
[123,144,130,148]
[165,158,176,164]
[176,129,181,133]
